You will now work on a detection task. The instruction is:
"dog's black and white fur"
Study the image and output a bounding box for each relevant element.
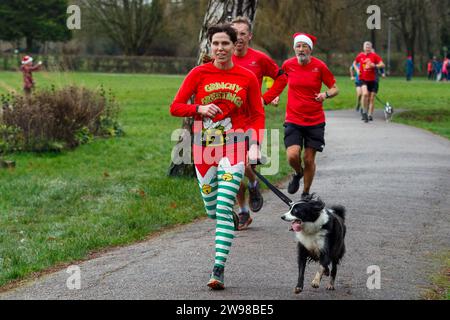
[281,195,346,294]
[384,102,394,122]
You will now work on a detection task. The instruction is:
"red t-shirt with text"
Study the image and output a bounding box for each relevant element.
[170,62,265,145]
[281,57,336,126]
[355,52,383,81]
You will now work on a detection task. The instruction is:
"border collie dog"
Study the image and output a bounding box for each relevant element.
[281,195,346,294]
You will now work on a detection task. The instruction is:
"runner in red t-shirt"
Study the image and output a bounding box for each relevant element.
[280,33,339,200]
[231,16,287,230]
[170,24,264,291]
[353,41,385,122]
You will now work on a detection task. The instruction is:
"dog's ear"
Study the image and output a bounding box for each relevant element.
[309,193,325,211]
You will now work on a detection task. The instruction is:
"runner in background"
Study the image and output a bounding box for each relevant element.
[280,33,339,199]
[231,16,287,231]
[350,63,363,113]
[353,42,385,123]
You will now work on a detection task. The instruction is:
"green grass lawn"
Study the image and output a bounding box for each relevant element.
[0,71,449,288]
[421,251,450,300]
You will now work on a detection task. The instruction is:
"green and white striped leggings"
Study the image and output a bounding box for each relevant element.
[195,158,245,268]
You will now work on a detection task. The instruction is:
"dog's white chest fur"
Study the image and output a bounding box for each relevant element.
[295,211,329,257]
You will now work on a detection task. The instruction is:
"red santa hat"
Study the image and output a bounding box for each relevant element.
[293,33,317,50]
[21,56,33,65]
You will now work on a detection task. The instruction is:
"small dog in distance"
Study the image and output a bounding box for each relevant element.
[384,102,394,123]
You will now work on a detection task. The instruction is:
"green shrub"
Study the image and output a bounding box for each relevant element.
[0,86,123,154]
[0,124,24,154]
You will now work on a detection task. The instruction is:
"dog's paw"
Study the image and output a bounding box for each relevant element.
[294,287,303,294]
[311,280,320,289]
[326,284,335,291]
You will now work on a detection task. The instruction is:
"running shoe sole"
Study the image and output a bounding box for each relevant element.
[249,196,263,213]
[238,216,253,231]
[207,279,225,290]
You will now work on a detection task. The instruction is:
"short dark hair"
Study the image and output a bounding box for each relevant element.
[207,23,238,43]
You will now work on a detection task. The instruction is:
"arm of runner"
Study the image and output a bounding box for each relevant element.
[30,63,42,71]
[262,70,287,105]
[261,56,288,106]
[170,68,201,117]
[245,74,265,146]
[353,60,360,77]
[350,66,355,80]
[315,84,339,102]
[315,64,339,102]
[374,54,385,69]
[376,60,385,69]
[197,104,223,119]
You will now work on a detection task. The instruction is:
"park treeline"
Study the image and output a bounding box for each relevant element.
[1,0,448,75]
[69,0,448,63]
[0,54,197,75]
[0,52,417,76]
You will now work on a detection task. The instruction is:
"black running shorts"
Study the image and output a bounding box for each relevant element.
[361,80,378,93]
[284,122,326,152]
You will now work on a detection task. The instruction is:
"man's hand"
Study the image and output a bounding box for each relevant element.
[270,96,280,107]
[351,76,355,81]
[248,143,261,165]
[315,92,327,102]
[197,104,223,119]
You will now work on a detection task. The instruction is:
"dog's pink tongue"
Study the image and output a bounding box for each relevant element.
[291,221,302,232]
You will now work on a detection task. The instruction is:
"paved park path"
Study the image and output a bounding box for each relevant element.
[1,110,449,300]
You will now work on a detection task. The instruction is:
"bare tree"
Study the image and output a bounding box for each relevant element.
[197,0,258,64]
[81,0,164,56]
[168,0,259,177]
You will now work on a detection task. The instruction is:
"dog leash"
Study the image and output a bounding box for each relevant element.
[375,95,389,107]
[251,165,293,207]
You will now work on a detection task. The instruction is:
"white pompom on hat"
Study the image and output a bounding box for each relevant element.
[21,56,33,65]
[293,33,317,50]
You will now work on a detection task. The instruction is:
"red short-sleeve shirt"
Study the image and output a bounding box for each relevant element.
[282,57,336,126]
[355,52,383,81]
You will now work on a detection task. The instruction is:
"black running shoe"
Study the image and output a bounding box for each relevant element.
[248,181,263,212]
[238,211,253,231]
[232,211,239,231]
[207,266,225,290]
[368,115,373,122]
[301,192,312,201]
[288,171,303,194]
[362,113,369,123]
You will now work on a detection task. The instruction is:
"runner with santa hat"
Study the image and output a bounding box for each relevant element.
[280,33,339,200]
[20,56,43,95]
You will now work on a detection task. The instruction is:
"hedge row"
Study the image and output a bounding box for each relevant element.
[0,53,421,76]
[0,54,197,75]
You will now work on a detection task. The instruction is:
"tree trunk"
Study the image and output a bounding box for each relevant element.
[197,0,258,64]
[26,36,33,53]
[168,0,259,177]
